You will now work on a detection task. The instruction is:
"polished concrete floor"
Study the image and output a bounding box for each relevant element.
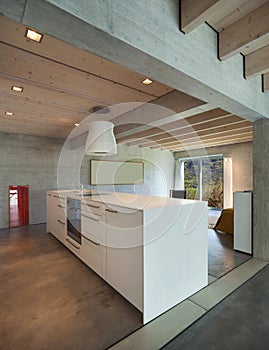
[0,224,142,350]
[162,265,269,350]
[0,224,251,350]
[208,229,251,278]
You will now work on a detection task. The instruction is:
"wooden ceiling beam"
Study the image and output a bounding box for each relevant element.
[219,2,269,60]
[245,45,269,78]
[129,120,252,148]
[180,0,222,33]
[263,72,269,91]
[207,0,268,32]
[149,125,253,149]
[153,131,253,150]
[117,108,232,143]
[161,134,253,152]
[123,115,247,146]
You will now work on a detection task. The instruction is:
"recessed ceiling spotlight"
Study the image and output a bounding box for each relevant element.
[25,28,43,43]
[142,78,153,85]
[12,86,23,92]
[5,111,14,116]
[74,123,80,126]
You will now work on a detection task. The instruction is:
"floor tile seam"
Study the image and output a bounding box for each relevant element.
[113,262,268,349]
[186,298,208,312]
[158,262,269,349]
[189,260,269,311]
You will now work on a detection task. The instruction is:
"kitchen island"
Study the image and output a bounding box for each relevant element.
[46,190,208,324]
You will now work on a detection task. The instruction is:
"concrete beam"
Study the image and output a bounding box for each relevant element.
[253,118,269,261]
[1,0,268,121]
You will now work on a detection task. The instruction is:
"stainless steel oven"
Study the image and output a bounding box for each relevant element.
[67,197,81,244]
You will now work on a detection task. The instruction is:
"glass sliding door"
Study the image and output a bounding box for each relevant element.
[179,156,224,208]
[202,158,223,208]
[184,160,199,200]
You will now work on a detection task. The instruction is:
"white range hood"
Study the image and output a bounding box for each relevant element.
[85,120,117,156]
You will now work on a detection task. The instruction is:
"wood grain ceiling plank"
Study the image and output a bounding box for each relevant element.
[0,118,72,138]
[129,119,251,147]
[219,2,269,60]
[0,108,77,127]
[121,115,246,145]
[0,95,87,120]
[0,43,155,105]
[165,136,253,152]
[263,72,269,91]
[0,76,99,112]
[207,0,267,32]
[156,131,253,149]
[180,0,221,33]
[149,125,253,149]
[113,90,206,136]
[0,16,172,97]
[245,45,269,77]
[116,108,231,142]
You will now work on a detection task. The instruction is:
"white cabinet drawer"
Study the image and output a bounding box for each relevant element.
[80,236,106,278]
[81,212,105,242]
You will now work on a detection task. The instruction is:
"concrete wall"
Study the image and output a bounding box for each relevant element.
[253,119,269,261]
[0,132,64,228]
[0,132,174,228]
[174,142,253,193]
[80,144,175,197]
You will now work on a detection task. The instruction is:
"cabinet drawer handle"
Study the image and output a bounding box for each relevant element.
[66,238,80,249]
[82,235,100,246]
[105,208,118,213]
[57,219,65,226]
[81,214,100,221]
[53,195,59,198]
[48,194,52,197]
[57,205,64,208]
[87,204,100,209]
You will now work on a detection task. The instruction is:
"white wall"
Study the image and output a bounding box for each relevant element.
[0,133,175,228]
[174,142,253,193]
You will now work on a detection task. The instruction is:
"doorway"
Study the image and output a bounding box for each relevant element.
[9,185,29,228]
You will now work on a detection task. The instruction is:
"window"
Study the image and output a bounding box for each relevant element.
[178,156,224,208]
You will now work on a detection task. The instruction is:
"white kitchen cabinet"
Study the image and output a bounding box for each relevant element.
[46,190,208,324]
[46,192,66,243]
[80,202,106,278]
[106,205,143,311]
[80,236,106,278]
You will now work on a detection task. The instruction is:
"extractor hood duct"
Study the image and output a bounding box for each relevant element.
[85,120,117,156]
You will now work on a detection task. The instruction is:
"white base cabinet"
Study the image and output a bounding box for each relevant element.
[106,205,143,311]
[47,191,208,324]
[46,192,66,244]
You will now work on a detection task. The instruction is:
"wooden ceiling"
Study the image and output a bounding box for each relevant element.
[0,14,253,152]
[180,0,269,91]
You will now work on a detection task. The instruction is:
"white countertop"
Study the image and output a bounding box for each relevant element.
[49,190,206,211]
